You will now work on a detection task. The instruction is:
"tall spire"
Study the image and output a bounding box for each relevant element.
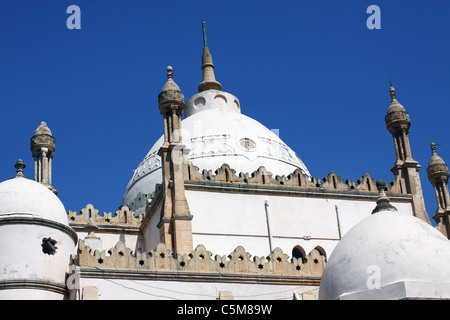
[198,21,222,92]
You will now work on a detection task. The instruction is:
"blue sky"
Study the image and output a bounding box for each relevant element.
[0,0,448,224]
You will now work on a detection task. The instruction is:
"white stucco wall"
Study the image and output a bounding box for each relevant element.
[185,190,414,258]
[76,231,139,254]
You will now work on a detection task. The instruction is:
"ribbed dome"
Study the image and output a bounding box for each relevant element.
[319,208,450,300]
[385,86,410,132]
[0,176,69,226]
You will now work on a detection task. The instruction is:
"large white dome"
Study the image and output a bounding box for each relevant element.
[123,89,310,210]
[319,209,450,300]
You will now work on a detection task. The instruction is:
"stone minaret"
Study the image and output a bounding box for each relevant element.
[427,142,450,239]
[157,66,193,255]
[385,85,429,223]
[31,121,58,195]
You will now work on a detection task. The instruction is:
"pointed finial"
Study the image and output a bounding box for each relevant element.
[372,181,398,214]
[198,21,222,92]
[202,21,207,48]
[14,159,26,178]
[431,142,437,155]
[389,84,396,101]
[167,66,173,80]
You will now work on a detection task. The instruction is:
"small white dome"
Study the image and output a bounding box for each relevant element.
[123,90,310,209]
[319,209,450,300]
[0,176,69,226]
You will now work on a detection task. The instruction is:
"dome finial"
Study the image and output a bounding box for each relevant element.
[372,181,397,214]
[166,66,173,80]
[389,83,397,101]
[431,142,437,155]
[198,21,222,92]
[13,159,26,178]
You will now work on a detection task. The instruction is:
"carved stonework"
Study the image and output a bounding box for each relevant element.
[185,162,402,195]
[31,134,55,150]
[74,241,325,277]
[68,204,143,226]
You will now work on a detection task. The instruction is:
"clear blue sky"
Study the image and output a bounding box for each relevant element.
[0,0,448,224]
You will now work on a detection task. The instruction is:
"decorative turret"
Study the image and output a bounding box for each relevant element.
[158,66,185,110]
[157,66,193,255]
[197,21,222,92]
[31,121,57,195]
[158,66,185,146]
[385,86,411,136]
[384,84,430,224]
[426,142,450,239]
[427,142,449,184]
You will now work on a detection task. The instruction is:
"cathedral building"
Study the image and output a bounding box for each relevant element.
[0,25,449,300]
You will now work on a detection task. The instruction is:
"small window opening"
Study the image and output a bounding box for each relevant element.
[41,237,58,255]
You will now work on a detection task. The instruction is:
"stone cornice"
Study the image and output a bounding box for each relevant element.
[0,214,78,244]
[0,278,67,295]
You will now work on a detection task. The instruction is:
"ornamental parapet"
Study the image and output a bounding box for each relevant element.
[68,204,143,233]
[184,162,404,195]
[74,240,325,278]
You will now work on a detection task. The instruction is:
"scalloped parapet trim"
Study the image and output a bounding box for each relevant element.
[74,240,325,277]
[67,204,143,226]
[185,162,403,194]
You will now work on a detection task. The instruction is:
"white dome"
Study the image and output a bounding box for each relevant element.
[0,176,69,226]
[123,90,310,209]
[319,209,450,300]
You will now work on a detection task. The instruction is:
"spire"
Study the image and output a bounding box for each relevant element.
[372,181,398,214]
[198,21,222,92]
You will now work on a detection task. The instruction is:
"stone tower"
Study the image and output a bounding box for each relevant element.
[31,121,57,195]
[157,66,193,255]
[427,142,450,239]
[385,85,430,223]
